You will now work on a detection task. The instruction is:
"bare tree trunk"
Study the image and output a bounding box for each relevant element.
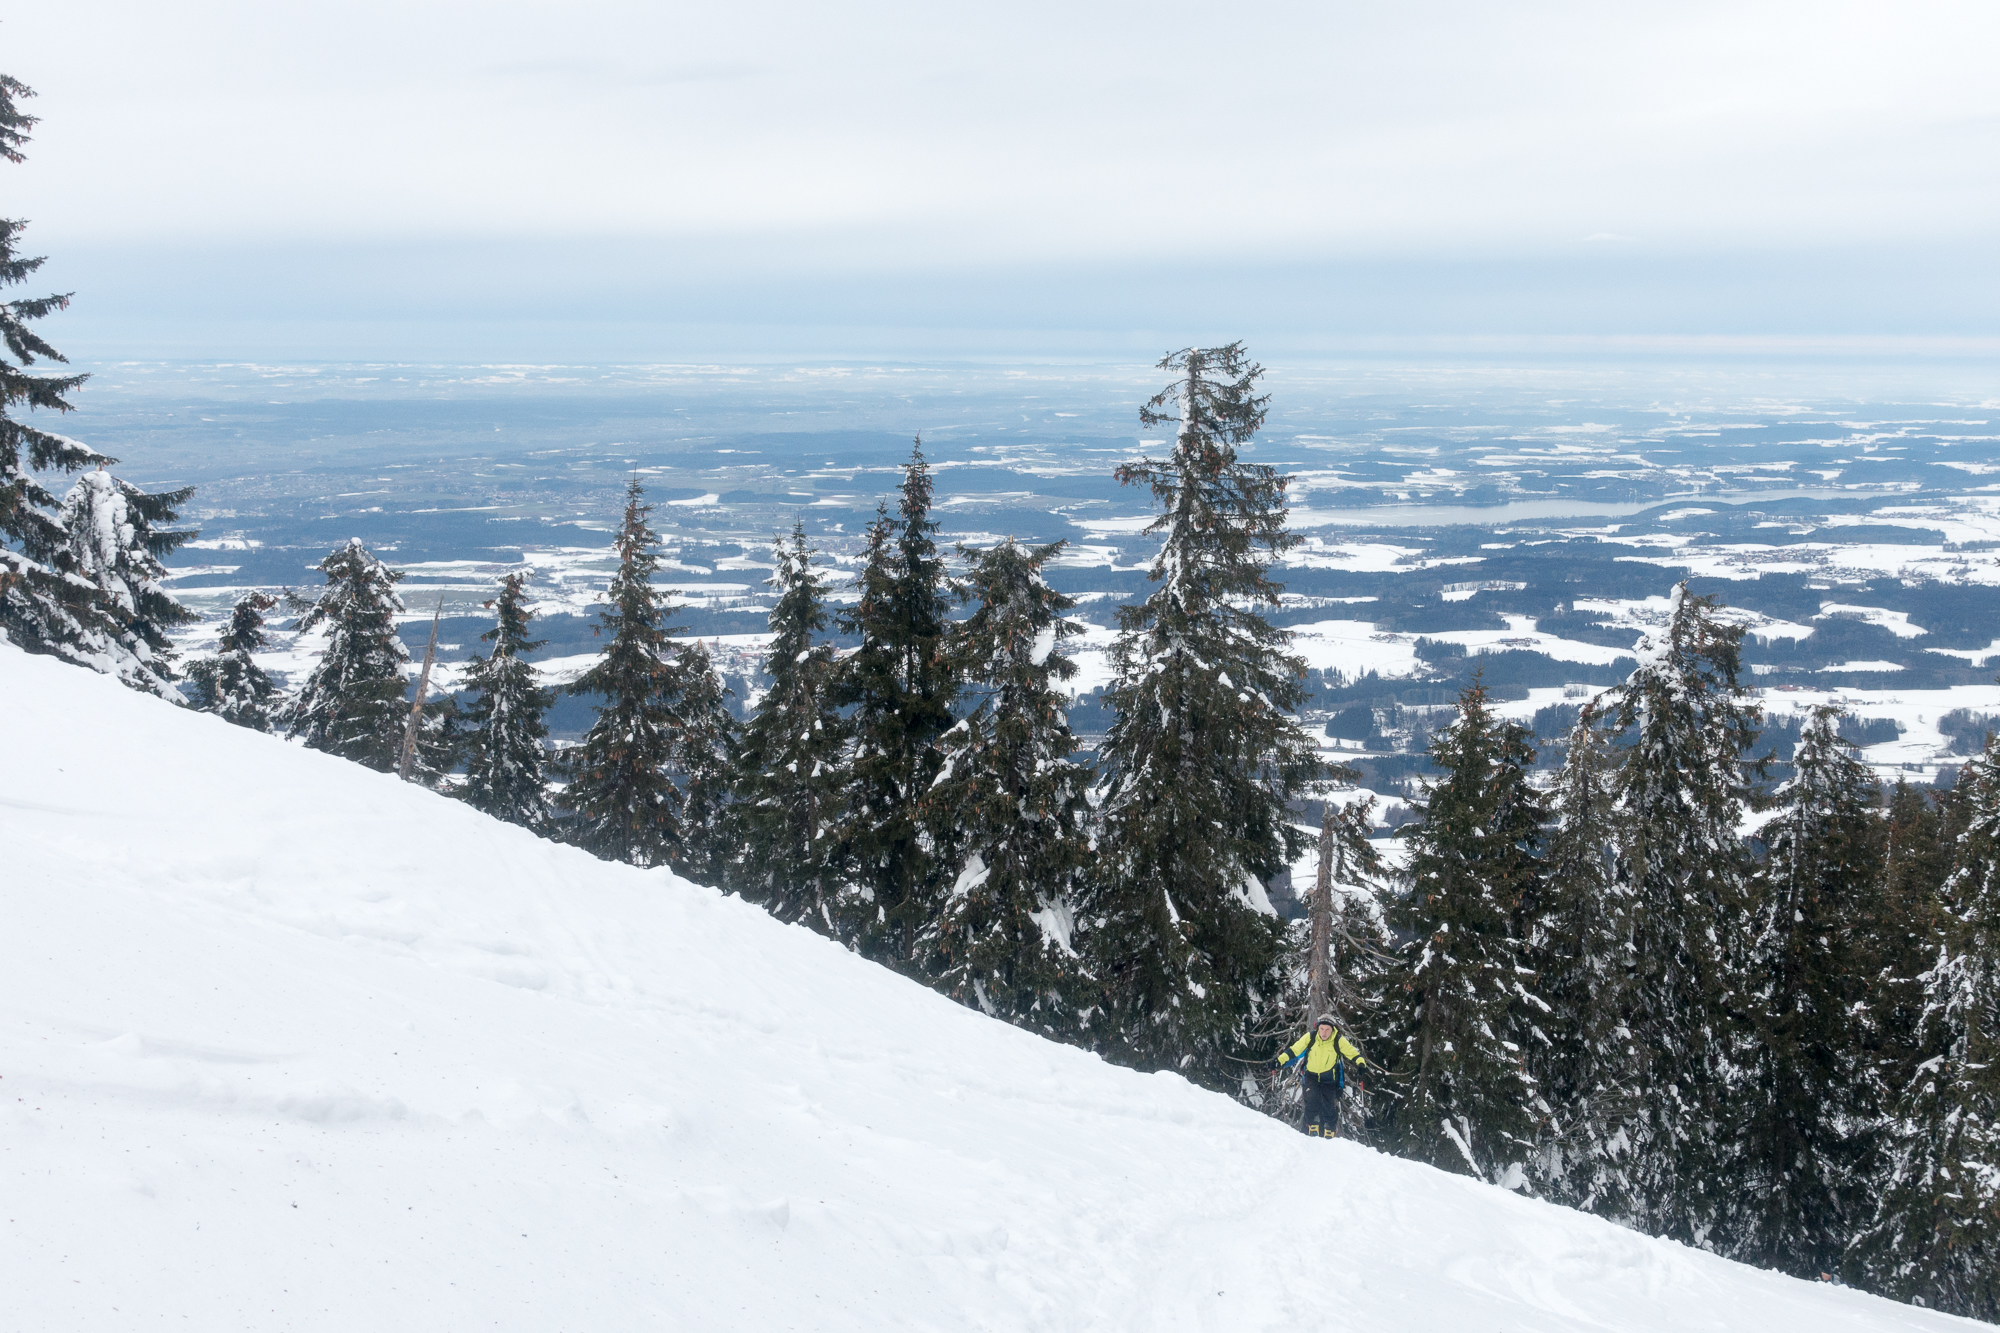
[397,596,445,782]
[1309,800,1335,1020]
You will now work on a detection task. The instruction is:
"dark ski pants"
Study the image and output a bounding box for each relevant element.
[1302,1075,1340,1137]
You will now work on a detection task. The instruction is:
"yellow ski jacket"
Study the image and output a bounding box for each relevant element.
[1283,1027,1365,1076]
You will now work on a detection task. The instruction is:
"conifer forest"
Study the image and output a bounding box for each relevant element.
[4,64,1999,1327]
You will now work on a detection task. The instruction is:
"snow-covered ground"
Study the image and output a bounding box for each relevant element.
[0,643,1979,1331]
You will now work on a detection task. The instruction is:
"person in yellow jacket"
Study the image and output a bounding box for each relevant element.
[1278,1014,1366,1138]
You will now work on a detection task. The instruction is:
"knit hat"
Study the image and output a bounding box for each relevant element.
[1314,1013,1336,1030]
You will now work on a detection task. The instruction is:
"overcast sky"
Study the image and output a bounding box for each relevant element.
[9,1,2000,357]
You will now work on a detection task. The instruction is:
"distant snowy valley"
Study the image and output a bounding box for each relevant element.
[93,359,2000,876]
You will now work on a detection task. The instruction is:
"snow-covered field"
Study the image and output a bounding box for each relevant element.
[0,643,1977,1331]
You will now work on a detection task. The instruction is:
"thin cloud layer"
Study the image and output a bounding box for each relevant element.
[8,1,1998,349]
[13,0,1998,260]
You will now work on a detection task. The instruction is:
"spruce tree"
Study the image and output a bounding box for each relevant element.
[460,571,556,830]
[56,466,197,693]
[561,480,685,867]
[404,680,464,788]
[1874,779,1953,1090]
[284,539,412,771]
[831,443,958,963]
[1730,707,1886,1275]
[923,537,1094,1037]
[830,509,901,944]
[0,71,101,662]
[1381,679,1549,1184]
[1,76,195,690]
[1884,779,1954,927]
[1850,742,2000,1319]
[1089,343,1319,1086]
[670,638,739,885]
[1524,706,1637,1212]
[186,590,283,731]
[1607,581,1762,1247]
[734,523,846,927]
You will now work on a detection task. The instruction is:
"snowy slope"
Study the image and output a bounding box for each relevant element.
[0,643,1975,1333]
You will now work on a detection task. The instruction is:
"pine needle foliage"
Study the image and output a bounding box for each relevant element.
[671,638,739,886]
[1873,780,1953,1096]
[186,591,283,731]
[1089,343,1319,1086]
[1850,740,2000,1319]
[0,75,195,689]
[1381,679,1549,1183]
[284,539,412,771]
[460,572,556,831]
[733,523,846,927]
[0,73,35,163]
[0,73,98,655]
[1731,707,1887,1275]
[56,467,197,693]
[829,508,902,945]
[831,442,959,963]
[1606,580,1763,1247]
[924,537,1094,1038]
[1524,707,1638,1212]
[561,479,686,867]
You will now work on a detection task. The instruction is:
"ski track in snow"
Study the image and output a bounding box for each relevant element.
[0,642,1976,1331]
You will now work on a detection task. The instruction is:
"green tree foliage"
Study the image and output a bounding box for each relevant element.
[1607,581,1762,1247]
[1731,707,1887,1275]
[55,465,197,693]
[1874,779,1954,1090]
[0,76,195,691]
[1850,741,2000,1319]
[1381,680,1548,1183]
[671,638,739,886]
[1524,707,1637,1213]
[1089,343,1318,1085]
[831,443,959,962]
[924,537,1094,1038]
[561,480,685,867]
[460,572,556,830]
[186,591,283,731]
[284,539,412,772]
[733,523,846,927]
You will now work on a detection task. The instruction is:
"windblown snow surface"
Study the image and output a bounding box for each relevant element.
[0,643,1974,1332]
